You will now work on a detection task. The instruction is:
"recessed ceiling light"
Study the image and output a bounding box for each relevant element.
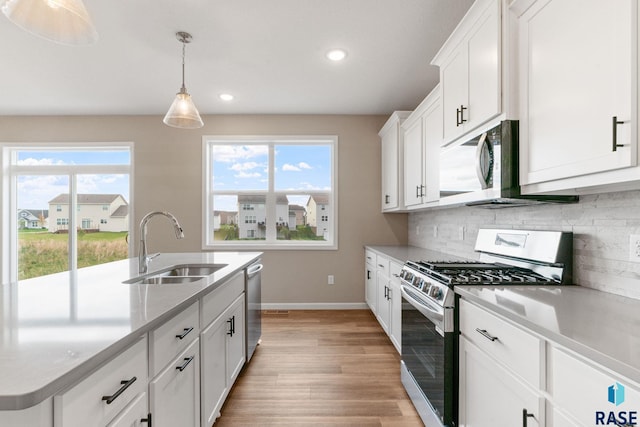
[326,49,347,61]
[219,93,234,101]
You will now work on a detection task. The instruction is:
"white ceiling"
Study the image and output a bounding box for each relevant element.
[0,0,474,116]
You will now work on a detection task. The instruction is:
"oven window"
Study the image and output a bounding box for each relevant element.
[402,297,455,424]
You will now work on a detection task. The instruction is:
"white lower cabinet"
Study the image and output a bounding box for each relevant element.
[53,336,148,427]
[376,269,391,334]
[388,262,402,353]
[106,392,149,427]
[459,336,542,427]
[365,250,377,314]
[149,338,200,427]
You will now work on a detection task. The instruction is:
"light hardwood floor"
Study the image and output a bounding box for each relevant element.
[215,309,422,426]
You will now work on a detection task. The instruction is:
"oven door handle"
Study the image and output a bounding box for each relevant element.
[401,284,446,329]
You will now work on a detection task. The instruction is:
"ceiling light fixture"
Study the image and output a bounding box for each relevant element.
[219,94,234,101]
[1,0,98,45]
[163,31,204,129]
[326,49,347,61]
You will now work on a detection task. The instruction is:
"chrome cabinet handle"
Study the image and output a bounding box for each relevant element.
[176,356,195,372]
[522,409,535,426]
[475,328,498,342]
[175,327,194,340]
[612,116,626,151]
[102,377,137,404]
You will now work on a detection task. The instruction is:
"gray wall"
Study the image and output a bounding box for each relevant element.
[408,190,640,299]
[1,114,408,306]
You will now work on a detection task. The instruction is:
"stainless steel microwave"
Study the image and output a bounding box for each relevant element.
[439,120,578,207]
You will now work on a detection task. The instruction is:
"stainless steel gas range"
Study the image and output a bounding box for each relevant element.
[400,228,573,427]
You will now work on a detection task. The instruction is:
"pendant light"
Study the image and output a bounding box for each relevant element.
[163,31,204,129]
[1,0,98,45]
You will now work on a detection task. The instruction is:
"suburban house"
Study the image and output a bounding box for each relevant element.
[212,210,238,231]
[47,194,129,233]
[17,209,48,229]
[237,195,290,239]
[306,194,330,238]
[288,204,306,228]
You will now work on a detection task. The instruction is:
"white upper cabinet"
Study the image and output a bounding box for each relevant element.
[379,111,411,212]
[514,0,639,194]
[402,86,442,209]
[433,0,502,144]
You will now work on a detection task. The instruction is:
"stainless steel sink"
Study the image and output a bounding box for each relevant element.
[137,276,205,285]
[124,263,228,285]
[165,264,228,277]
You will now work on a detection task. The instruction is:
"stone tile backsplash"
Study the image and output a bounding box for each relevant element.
[408,190,640,299]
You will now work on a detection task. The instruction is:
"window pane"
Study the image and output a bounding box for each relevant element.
[212,195,238,241]
[76,175,130,269]
[17,175,69,280]
[275,145,331,191]
[211,145,268,191]
[15,149,131,165]
[277,194,330,241]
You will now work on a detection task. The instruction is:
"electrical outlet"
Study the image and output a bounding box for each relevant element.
[328,275,335,285]
[458,226,465,241]
[629,235,640,262]
[433,225,438,238]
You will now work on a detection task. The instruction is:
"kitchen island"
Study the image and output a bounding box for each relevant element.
[0,251,261,425]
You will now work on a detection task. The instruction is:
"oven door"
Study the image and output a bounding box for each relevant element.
[401,286,456,427]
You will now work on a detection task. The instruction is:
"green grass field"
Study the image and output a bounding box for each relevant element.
[18,230,129,280]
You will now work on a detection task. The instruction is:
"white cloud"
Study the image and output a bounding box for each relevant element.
[17,157,66,166]
[211,145,268,163]
[230,162,260,171]
[282,162,313,172]
[298,162,312,170]
[234,171,261,179]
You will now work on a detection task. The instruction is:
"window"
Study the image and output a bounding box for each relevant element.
[203,136,337,249]
[102,205,109,211]
[1,144,132,283]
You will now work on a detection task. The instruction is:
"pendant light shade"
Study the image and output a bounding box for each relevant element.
[163,31,204,129]
[1,0,98,45]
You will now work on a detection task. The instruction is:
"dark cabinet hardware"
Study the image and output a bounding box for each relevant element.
[384,285,389,299]
[175,327,194,340]
[101,376,137,404]
[522,409,535,426]
[367,270,371,280]
[176,356,195,372]
[612,116,626,151]
[421,185,425,197]
[227,316,236,337]
[475,328,498,342]
[141,413,152,426]
[456,105,468,126]
[416,185,420,198]
[385,194,390,204]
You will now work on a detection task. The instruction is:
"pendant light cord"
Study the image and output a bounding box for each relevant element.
[181,41,187,92]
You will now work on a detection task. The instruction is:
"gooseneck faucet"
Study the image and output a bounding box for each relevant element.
[138,211,184,273]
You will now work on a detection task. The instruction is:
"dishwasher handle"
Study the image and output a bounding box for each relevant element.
[247,263,263,278]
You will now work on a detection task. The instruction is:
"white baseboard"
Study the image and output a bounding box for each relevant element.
[261,302,369,310]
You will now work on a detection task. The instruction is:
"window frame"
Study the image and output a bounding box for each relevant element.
[0,142,134,284]
[202,135,338,250]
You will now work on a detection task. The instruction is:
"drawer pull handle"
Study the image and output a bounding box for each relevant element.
[176,356,195,372]
[102,376,137,404]
[612,116,626,151]
[522,409,535,426]
[475,328,498,342]
[175,327,194,340]
[141,413,152,426]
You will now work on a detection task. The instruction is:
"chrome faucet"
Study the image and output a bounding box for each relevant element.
[138,211,184,273]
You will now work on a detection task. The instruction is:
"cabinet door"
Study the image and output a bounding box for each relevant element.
[459,337,542,427]
[226,295,246,384]
[365,266,376,313]
[388,263,402,353]
[403,117,424,207]
[376,272,391,334]
[149,339,200,427]
[442,49,469,142]
[106,392,148,427]
[518,0,635,185]
[467,0,500,132]
[381,128,399,210]
[200,312,229,426]
[423,97,442,203]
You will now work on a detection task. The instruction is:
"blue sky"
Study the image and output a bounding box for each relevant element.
[15,150,130,209]
[211,144,331,211]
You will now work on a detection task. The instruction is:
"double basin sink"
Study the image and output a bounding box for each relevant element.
[125,264,228,285]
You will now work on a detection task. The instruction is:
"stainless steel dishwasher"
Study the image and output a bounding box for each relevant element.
[245,260,263,361]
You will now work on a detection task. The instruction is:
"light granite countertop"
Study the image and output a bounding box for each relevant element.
[0,252,261,410]
[364,245,640,385]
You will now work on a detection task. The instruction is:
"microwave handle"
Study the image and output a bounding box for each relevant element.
[475,132,491,189]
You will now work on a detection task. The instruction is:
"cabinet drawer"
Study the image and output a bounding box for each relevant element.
[550,346,640,426]
[54,336,148,427]
[106,392,148,427]
[365,250,376,267]
[201,270,244,327]
[150,301,199,376]
[376,256,389,275]
[389,261,402,279]
[459,299,542,387]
